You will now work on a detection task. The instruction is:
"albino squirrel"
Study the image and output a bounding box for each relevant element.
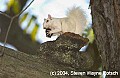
[43,6,87,38]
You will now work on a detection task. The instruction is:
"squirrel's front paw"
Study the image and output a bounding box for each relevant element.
[46,28,53,38]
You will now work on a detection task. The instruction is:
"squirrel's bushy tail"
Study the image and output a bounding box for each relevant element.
[67,6,87,35]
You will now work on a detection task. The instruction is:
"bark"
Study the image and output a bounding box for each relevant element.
[91,0,120,78]
[0,33,93,78]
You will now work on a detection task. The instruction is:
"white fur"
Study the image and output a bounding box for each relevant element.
[43,6,87,36]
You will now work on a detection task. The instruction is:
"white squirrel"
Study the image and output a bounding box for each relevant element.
[43,6,87,38]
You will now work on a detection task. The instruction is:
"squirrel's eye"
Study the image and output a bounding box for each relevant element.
[46,20,49,23]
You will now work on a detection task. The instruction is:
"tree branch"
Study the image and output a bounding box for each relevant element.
[0,11,11,18]
[16,0,34,17]
[0,0,34,56]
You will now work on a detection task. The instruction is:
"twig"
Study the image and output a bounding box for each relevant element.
[0,0,34,56]
[0,18,13,56]
[0,11,11,18]
[16,0,34,17]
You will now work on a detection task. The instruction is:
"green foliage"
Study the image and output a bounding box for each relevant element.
[7,0,14,8]
[83,28,95,43]
[31,24,39,41]
[7,0,20,14]
[24,15,33,33]
[87,28,94,43]
[19,13,39,41]
[19,13,28,24]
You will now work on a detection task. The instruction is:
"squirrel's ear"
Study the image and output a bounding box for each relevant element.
[44,18,46,21]
[48,14,52,20]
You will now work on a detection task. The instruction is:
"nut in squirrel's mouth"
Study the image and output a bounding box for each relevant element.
[45,28,53,38]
